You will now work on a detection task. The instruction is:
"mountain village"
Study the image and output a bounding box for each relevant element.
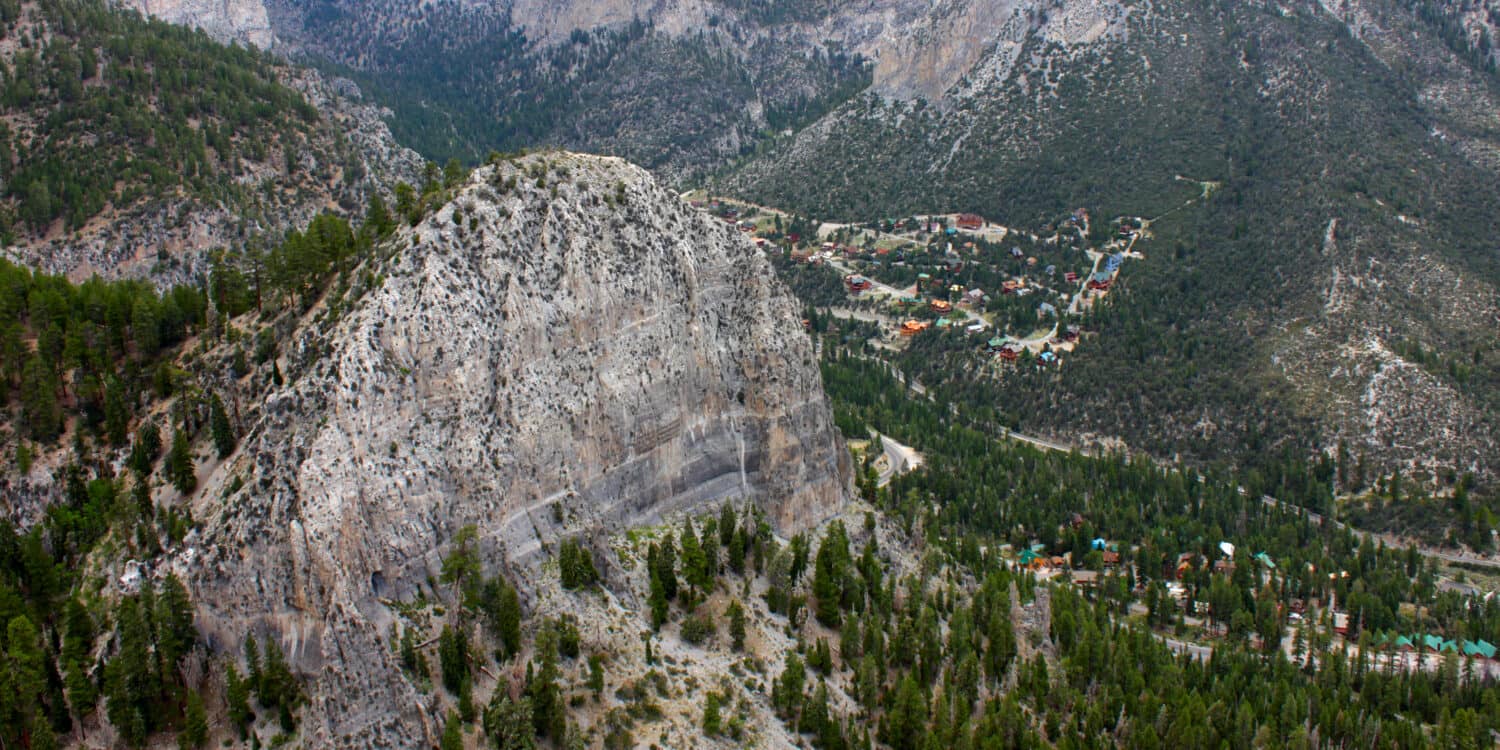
[686,192,1147,369]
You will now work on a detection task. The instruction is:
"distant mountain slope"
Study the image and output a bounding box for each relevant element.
[125,0,1122,180]
[726,0,1500,485]
[0,0,421,281]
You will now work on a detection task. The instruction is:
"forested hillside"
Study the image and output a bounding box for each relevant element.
[0,0,419,280]
[733,0,1500,489]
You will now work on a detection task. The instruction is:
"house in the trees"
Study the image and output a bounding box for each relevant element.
[1174,552,1199,578]
[1332,611,1351,636]
[957,213,984,230]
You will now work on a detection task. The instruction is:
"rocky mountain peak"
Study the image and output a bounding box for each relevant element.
[181,151,849,745]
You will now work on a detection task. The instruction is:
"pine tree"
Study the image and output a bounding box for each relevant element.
[496,580,522,658]
[441,524,481,605]
[649,564,669,631]
[483,693,534,750]
[587,654,604,696]
[813,521,850,627]
[243,634,262,694]
[209,392,235,458]
[729,524,746,575]
[438,624,469,693]
[225,663,252,736]
[105,599,153,747]
[259,636,299,718]
[459,675,476,722]
[882,675,928,750]
[789,533,810,585]
[61,598,97,716]
[441,710,463,750]
[655,539,678,602]
[30,709,57,750]
[728,599,747,651]
[166,428,195,494]
[20,355,61,441]
[702,691,722,736]
[526,636,565,742]
[180,691,208,748]
[799,682,832,741]
[399,626,420,674]
[558,538,598,589]
[7,616,45,735]
[129,422,162,475]
[681,519,708,594]
[365,192,395,238]
[719,504,737,547]
[702,521,720,584]
[774,652,806,717]
[104,376,131,445]
[156,573,195,672]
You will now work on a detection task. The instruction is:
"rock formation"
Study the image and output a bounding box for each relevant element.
[120,0,276,48]
[181,152,849,745]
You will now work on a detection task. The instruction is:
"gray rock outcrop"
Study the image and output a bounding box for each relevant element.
[184,152,849,746]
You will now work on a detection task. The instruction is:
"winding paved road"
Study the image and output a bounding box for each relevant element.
[875,434,923,488]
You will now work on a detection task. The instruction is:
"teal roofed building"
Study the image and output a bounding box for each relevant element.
[1462,640,1496,659]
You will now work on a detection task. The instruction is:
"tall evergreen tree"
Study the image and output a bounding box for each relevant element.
[20,355,61,441]
[728,599,747,651]
[209,392,235,458]
[179,691,207,749]
[166,428,195,494]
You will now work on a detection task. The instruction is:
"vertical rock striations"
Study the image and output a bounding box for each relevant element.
[185,152,849,746]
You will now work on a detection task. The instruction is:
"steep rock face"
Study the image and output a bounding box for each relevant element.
[123,0,276,47]
[183,152,849,745]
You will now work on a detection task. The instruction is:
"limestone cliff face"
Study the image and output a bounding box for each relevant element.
[119,0,276,48]
[183,152,849,745]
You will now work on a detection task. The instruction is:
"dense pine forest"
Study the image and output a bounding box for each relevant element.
[792,349,1500,749]
[0,0,336,239]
